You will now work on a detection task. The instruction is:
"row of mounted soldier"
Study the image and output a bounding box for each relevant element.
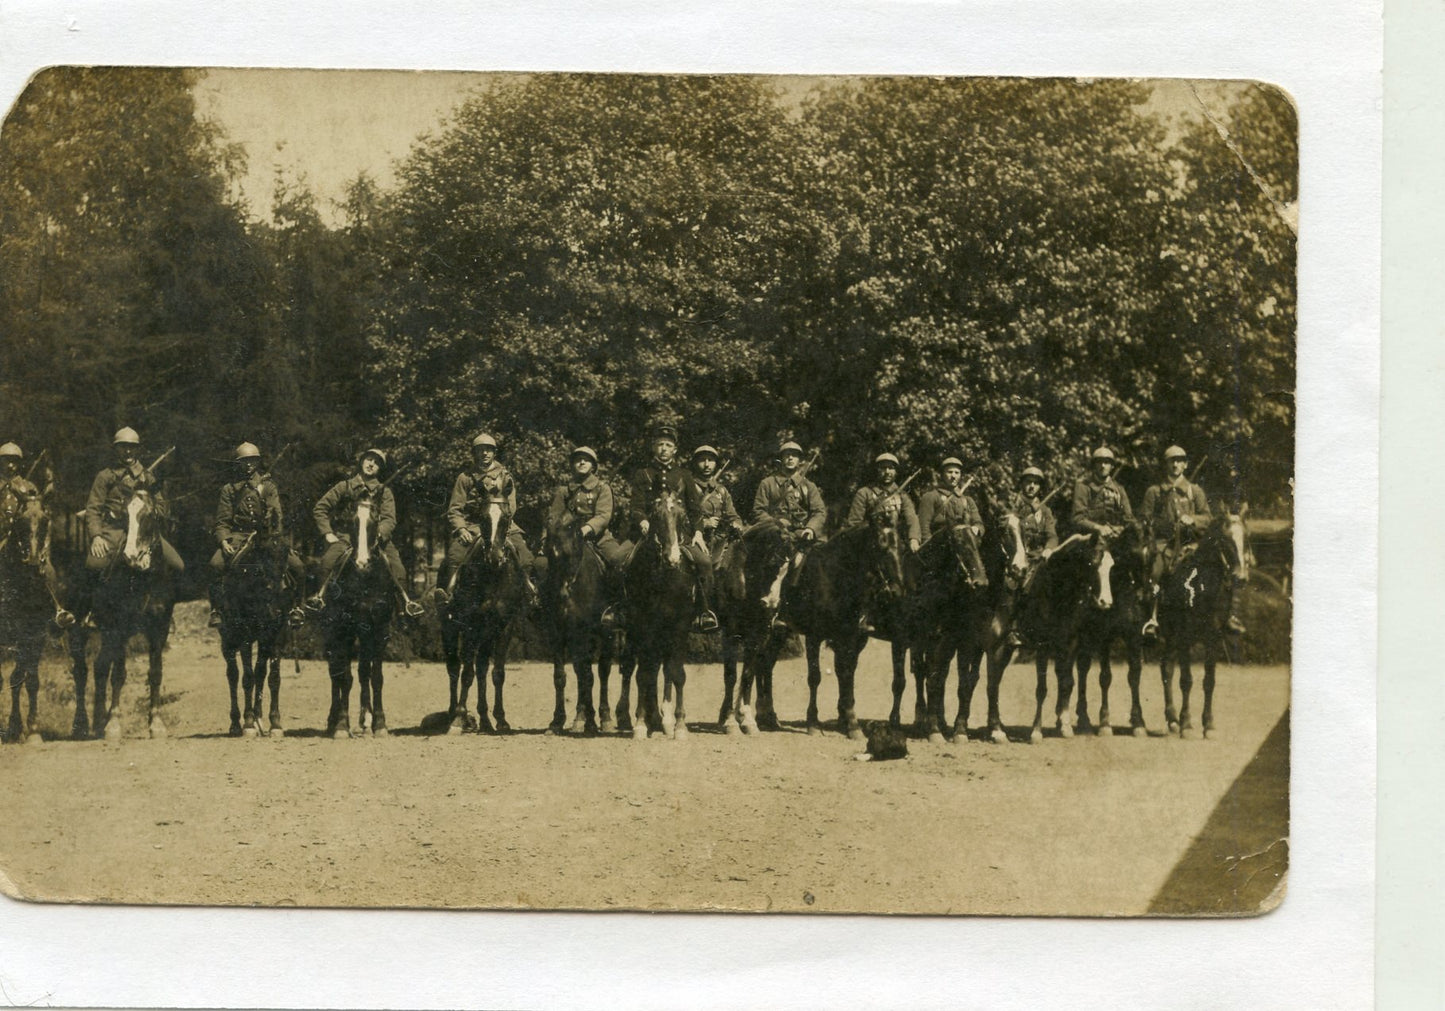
[0,424,1251,744]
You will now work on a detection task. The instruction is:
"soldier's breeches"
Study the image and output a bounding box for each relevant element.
[508,531,533,568]
[596,537,629,569]
[316,540,351,584]
[210,548,226,573]
[687,544,714,596]
[86,529,184,572]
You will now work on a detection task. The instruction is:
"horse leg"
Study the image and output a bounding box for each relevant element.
[1178,649,1197,739]
[1029,652,1048,744]
[837,646,864,741]
[613,644,634,735]
[92,638,111,740]
[572,655,597,735]
[597,632,615,734]
[1054,649,1075,738]
[265,651,284,737]
[370,656,388,737]
[1074,647,1094,733]
[1096,649,1114,737]
[955,647,980,743]
[634,657,658,741]
[329,660,353,739]
[1160,651,1179,733]
[5,661,21,743]
[719,633,739,733]
[491,650,511,733]
[668,654,688,740]
[1127,638,1146,737]
[1201,637,1218,738]
[146,617,168,739]
[547,653,568,735]
[223,642,243,737]
[69,630,90,740]
[443,623,466,733]
[912,642,930,735]
[887,640,906,730]
[985,643,1009,744]
[22,640,41,743]
[472,647,494,734]
[803,634,822,735]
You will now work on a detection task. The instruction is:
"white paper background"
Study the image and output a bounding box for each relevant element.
[0,2,1379,1007]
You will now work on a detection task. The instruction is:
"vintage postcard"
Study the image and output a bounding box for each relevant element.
[0,67,1292,917]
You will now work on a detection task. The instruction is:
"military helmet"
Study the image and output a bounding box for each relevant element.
[570,446,599,465]
[778,440,804,456]
[1020,466,1045,482]
[941,456,964,470]
[360,448,387,467]
[1163,445,1188,461]
[875,452,900,467]
[235,442,261,460]
[1091,446,1117,462]
[0,442,22,459]
[113,427,141,446]
[692,445,720,461]
[650,422,679,444]
[472,432,498,450]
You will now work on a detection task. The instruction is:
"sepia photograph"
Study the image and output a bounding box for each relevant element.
[0,67,1294,917]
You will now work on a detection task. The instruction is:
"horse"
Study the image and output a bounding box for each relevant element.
[615,481,696,740]
[779,499,908,741]
[438,501,528,734]
[1011,530,1100,743]
[87,489,177,741]
[539,517,626,735]
[0,493,63,743]
[1072,521,1149,737]
[315,494,396,738]
[217,531,295,737]
[1157,511,1250,739]
[913,520,990,744]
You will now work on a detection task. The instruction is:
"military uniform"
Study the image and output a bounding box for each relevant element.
[1008,493,1059,565]
[1140,473,1210,582]
[846,481,922,544]
[547,472,628,568]
[917,483,983,541]
[696,474,743,560]
[312,474,407,586]
[752,472,827,539]
[439,461,533,582]
[1070,472,1133,537]
[629,458,709,567]
[84,461,184,572]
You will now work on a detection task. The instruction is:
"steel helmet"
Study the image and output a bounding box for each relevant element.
[778,441,804,456]
[235,442,261,460]
[0,442,22,459]
[875,452,900,467]
[472,432,498,449]
[113,427,141,445]
[1091,446,1116,462]
[360,448,387,467]
[1020,466,1045,482]
[692,445,720,460]
[570,446,599,465]
[1163,445,1188,461]
[941,457,964,470]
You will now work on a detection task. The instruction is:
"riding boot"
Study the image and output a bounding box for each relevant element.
[1227,577,1247,634]
[693,577,719,633]
[208,582,224,628]
[1141,583,1161,641]
[600,566,626,630]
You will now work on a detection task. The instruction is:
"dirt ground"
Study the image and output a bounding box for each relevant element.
[0,617,1289,916]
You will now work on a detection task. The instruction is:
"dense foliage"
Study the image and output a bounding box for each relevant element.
[0,69,1296,579]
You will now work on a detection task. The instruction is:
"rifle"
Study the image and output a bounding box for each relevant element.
[143,446,176,480]
[896,469,923,496]
[260,442,293,481]
[22,448,49,485]
[789,448,821,486]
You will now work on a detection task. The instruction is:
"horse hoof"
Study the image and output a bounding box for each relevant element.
[229,722,243,738]
[447,719,466,736]
[990,728,1008,745]
[673,721,689,740]
[1180,725,1200,741]
[270,727,286,739]
[598,714,614,735]
[1132,725,1147,739]
[1028,728,1043,745]
[742,719,759,735]
[495,718,512,734]
[25,732,42,746]
[373,726,390,738]
[570,717,590,736]
[104,721,123,742]
[1167,721,1180,735]
[332,724,351,740]
[242,725,259,739]
[846,726,865,743]
[1203,727,1216,740]
[723,718,741,735]
[806,722,822,737]
[1057,721,1074,740]
[928,731,946,746]
[632,724,648,742]
[148,719,167,739]
[1096,724,1113,738]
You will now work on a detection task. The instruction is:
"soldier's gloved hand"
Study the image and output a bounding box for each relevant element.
[639,519,651,536]
[1180,515,1195,527]
[580,524,598,540]
[325,532,339,545]
[691,531,706,550]
[89,535,107,558]
[909,538,920,554]
[222,539,239,556]
[458,527,476,545]
[730,520,744,534]
[703,516,719,531]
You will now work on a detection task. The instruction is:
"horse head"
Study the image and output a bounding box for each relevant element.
[646,481,686,569]
[121,489,165,571]
[480,501,510,569]
[1002,511,1028,578]
[866,492,906,596]
[943,522,988,589]
[1206,510,1250,584]
[1,492,49,570]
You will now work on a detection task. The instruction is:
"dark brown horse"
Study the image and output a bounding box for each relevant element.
[1012,531,1098,743]
[1072,521,1149,737]
[438,501,528,734]
[539,517,625,735]
[1157,511,1250,739]
[88,489,176,741]
[616,481,695,740]
[217,531,295,737]
[914,520,990,744]
[0,493,62,743]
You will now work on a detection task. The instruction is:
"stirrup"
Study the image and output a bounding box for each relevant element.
[403,598,426,619]
[288,607,309,628]
[857,615,875,635]
[600,605,622,630]
[304,594,326,613]
[429,586,452,606]
[209,608,223,628]
[694,610,719,633]
[1141,618,1159,641]
[54,609,76,630]
[1005,629,1023,648]
[1226,616,1246,635]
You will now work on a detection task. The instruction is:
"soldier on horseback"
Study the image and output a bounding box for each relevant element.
[625,423,717,632]
[916,456,983,543]
[1070,446,1134,541]
[207,442,306,627]
[1002,465,1059,647]
[85,427,184,574]
[846,452,921,634]
[307,448,412,613]
[692,444,743,558]
[0,442,68,622]
[751,439,827,598]
[434,432,538,606]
